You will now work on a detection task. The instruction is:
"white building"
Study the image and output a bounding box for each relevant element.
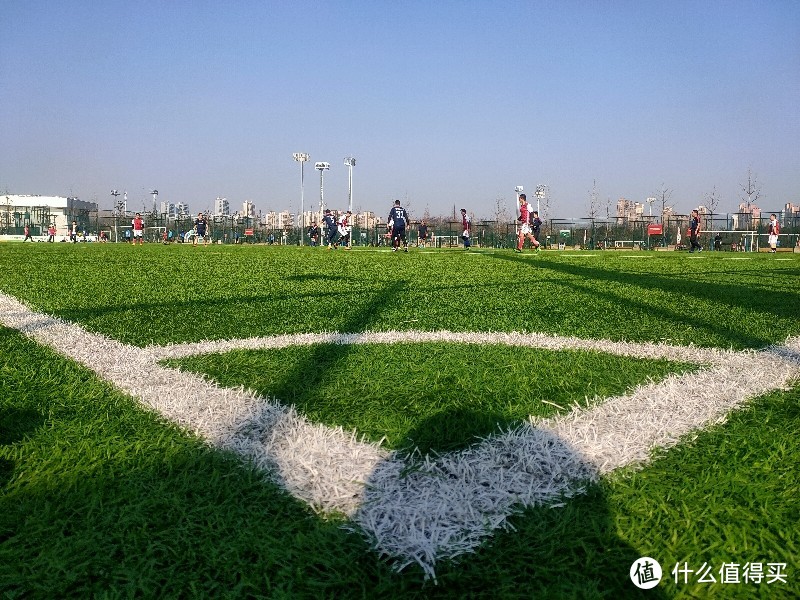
[214,197,230,216]
[242,200,257,219]
[160,201,178,219]
[1,195,97,239]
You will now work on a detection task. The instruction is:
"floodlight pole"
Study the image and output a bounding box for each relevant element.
[111,189,121,242]
[535,184,546,215]
[514,185,524,218]
[344,157,356,213]
[293,153,309,245]
[315,161,330,222]
[345,157,356,248]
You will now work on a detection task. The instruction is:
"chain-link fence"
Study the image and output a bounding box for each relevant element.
[5,206,798,251]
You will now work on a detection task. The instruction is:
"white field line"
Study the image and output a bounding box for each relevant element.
[1,291,798,578]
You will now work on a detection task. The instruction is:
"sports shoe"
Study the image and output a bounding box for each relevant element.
[515,248,522,253]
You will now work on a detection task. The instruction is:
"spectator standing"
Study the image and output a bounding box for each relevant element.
[388,199,410,252]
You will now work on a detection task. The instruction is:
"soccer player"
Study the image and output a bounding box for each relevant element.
[531,210,542,251]
[767,214,780,253]
[417,220,429,247]
[307,222,320,247]
[516,194,539,252]
[388,199,410,252]
[688,209,702,253]
[193,212,208,246]
[460,208,471,249]
[323,209,339,249]
[132,212,144,245]
[338,211,352,249]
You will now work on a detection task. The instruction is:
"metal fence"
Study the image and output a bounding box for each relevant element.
[4,207,798,251]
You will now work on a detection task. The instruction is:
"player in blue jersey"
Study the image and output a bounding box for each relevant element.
[323,209,339,249]
[193,212,208,246]
[387,199,410,252]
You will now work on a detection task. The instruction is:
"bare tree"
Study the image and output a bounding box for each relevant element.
[587,180,600,220]
[704,185,722,231]
[704,186,722,214]
[491,195,509,223]
[490,195,510,244]
[653,183,673,220]
[740,168,762,211]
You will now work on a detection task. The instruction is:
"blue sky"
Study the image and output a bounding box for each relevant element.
[2,0,798,219]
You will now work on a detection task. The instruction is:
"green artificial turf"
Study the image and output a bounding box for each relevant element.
[0,244,797,349]
[1,243,799,598]
[165,343,696,454]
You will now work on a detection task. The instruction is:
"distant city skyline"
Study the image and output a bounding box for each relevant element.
[2,2,798,219]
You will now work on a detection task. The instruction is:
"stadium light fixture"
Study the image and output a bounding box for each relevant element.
[646,197,656,219]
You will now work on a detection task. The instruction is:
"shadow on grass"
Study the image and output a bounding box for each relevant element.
[487,251,797,347]
[0,307,669,598]
[400,407,514,455]
[0,407,46,489]
[430,485,669,599]
[267,279,407,404]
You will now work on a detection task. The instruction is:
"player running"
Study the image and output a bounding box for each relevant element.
[516,193,540,252]
[323,209,339,249]
[193,212,208,246]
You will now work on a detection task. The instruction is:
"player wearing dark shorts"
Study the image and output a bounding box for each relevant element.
[388,199,410,252]
[323,209,339,249]
[193,212,208,246]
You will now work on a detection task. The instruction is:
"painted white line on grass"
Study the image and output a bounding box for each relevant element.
[1,290,798,578]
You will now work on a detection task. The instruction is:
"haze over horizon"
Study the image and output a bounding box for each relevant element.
[2,1,798,219]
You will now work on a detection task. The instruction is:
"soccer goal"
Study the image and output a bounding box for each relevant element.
[706,230,758,251]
